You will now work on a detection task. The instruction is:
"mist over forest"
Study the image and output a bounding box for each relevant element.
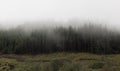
[0,20,119,54]
[1,0,120,70]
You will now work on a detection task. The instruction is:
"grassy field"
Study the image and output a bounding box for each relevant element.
[0,53,120,71]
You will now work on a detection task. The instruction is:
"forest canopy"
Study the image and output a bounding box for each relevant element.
[0,23,120,54]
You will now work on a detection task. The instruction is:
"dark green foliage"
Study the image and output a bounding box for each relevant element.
[89,62,105,69]
[0,62,15,71]
[0,24,120,54]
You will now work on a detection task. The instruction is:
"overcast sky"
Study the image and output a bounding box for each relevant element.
[0,0,120,29]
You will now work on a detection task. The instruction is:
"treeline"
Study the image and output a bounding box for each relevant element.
[0,24,120,54]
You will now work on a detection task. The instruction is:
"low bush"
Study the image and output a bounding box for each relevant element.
[89,62,105,69]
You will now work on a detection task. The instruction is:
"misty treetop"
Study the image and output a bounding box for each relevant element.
[0,23,120,54]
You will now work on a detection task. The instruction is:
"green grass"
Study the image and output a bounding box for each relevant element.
[0,53,120,71]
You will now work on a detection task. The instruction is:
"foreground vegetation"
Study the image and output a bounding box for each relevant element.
[0,53,120,71]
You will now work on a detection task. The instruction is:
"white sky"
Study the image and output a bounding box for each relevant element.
[0,0,120,28]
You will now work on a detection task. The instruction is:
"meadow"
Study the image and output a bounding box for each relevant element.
[0,53,120,71]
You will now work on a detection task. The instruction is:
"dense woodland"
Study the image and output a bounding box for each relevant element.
[0,23,120,54]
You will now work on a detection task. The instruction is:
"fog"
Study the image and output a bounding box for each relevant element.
[0,0,120,30]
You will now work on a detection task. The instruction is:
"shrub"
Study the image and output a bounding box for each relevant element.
[89,62,105,69]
